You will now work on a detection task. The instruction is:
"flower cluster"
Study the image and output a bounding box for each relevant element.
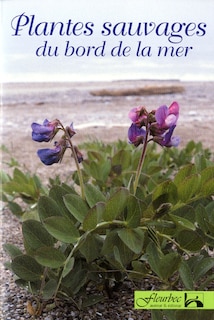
[128,101,180,148]
[31,119,83,165]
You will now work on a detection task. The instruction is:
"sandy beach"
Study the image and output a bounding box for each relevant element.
[2,80,214,176]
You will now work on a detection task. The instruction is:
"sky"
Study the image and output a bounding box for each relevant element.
[1,0,214,82]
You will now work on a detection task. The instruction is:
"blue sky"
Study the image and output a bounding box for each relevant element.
[1,0,214,81]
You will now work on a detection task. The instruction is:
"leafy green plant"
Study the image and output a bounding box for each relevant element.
[3,105,214,319]
[1,163,45,218]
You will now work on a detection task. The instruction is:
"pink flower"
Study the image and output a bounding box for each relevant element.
[155,102,179,129]
[128,106,147,127]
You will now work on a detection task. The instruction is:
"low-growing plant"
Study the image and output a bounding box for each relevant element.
[3,102,214,319]
[1,145,46,218]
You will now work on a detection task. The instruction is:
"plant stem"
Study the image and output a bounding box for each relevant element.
[68,142,85,200]
[59,121,85,200]
[133,123,149,195]
[54,234,87,299]
[54,218,128,298]
[155,231,191,256]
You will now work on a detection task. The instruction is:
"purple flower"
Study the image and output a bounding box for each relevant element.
[128,123,146,147]
[31,119,59,142]
[37,145,64,165]
[128,106,147,127]
[74,146,83,163]
[65,123,76,138]
[154,125,180,147]
[155,102,179,129]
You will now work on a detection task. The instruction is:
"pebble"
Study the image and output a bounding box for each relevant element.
[44,316,53,320]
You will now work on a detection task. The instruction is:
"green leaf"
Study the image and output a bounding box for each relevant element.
[179,260,194,290]
[195,204,210,233]
[43,216,79,243]
[63,194,89,223]
[62,264,88,294]
[193,257,214,282]
[84,183,106,208]
[177,174,201,202]
[152,180,177,209]
[22,220,54,251]
[13,168,29,184]
[82,202,105,231]
[61,183,78,194]
[90,159,111,182]
[3,179,37,199]
[42,279,58,300]
[177,230,204,252]
[49,185,75,219]
[8,201,24,217]
[34,247,65,268]
[168,213,196,231]
[21,209,40,222]
[103,188,129,221]
[101,230,134,267]
[130,261,149,280]
[147,242,181,281]
[125,195,141,227]
[87,150,104,162]
[3,243,23,259]
[112,149,131,170]
[200,166,214,184]
[194,153,210,171]
[117,228,144,254]
[80,234,103,263]
[170,205,195,223]
[206,201,214,219]
[174,164,196,186]
[113,246,126,269]
[62,257,75,278]
[38,196,62,221]
[2,181,21,194]
[11,255,43,281]
[200,178,214,197]
[199,274,214,291]
[0,170,10,183]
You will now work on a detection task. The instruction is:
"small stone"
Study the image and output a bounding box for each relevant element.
[44,315,54,320]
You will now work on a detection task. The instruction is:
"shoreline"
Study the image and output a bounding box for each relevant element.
[1,79,214,177]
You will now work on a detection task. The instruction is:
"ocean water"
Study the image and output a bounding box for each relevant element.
[2,0,214,82]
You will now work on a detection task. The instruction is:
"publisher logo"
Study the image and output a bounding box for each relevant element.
[184,293,204,308]
[134,291,214,310]
[135,292,182,309]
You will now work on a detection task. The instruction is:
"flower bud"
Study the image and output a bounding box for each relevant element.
[66,123,76,138]
[74,146,83,163]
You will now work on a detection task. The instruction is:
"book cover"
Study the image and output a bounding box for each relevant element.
[1,0,214,319]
